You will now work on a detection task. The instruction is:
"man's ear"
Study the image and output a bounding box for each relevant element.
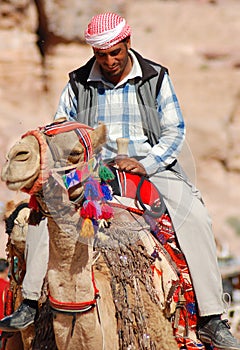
[126,37,131,50]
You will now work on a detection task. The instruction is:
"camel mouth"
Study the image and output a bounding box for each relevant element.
[6,180,25,190]
[6,171,39,191]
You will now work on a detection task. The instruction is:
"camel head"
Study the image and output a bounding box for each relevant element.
[4,200,30,253]
[1,119,107,200]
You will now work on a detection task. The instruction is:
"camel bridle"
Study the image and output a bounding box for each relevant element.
[21,120,94,196]
[20,121,109,328]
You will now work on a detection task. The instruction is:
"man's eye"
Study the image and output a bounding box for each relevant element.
[96,52,105,57]
[110,50,120,56]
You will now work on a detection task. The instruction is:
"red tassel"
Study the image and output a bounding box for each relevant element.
[99,203,114,220]
[80,200,99,219]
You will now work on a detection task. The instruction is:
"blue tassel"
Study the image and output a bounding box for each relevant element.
[84,177,100,199]
[100,183,113,201]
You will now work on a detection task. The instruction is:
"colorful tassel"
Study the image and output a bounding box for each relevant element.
[98,164,115,182]
[84,177,102,200]
[80,218,94,237]
[64,157,116,238]
[100,183,113,201]
[81,200,101,219]
[99,203,114,220]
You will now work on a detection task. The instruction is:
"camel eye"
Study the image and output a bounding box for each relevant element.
[70,151,81,157]
[15,151,30,161]
[68,150,82,164]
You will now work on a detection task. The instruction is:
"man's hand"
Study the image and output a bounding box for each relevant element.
[116,157,147,176]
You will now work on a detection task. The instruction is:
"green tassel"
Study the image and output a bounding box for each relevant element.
[98,164,115,182]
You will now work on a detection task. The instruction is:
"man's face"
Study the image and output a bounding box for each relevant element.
[93,38,131,84]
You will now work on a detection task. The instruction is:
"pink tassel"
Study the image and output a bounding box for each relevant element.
[99,203,114,220]
[80,200,102,219]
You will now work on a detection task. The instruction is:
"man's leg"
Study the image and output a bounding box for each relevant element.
[23,218,49,300]
[152,169,224,315]
[151,169,240,349]
[0,219,49,332]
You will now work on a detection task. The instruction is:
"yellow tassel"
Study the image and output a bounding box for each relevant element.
[80,218,94,237]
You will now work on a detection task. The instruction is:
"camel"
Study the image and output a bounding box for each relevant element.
[2,200,56,350]
[2,200,31,350]
[1,119,206,350]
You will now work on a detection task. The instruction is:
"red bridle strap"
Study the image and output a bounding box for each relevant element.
[42,121,94,162]
[48,269,99,313]
[21,129,49,195]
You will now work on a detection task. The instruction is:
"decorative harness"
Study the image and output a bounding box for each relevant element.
[21,120,94,195]
[21,121,104,315]
[43,120,93,163]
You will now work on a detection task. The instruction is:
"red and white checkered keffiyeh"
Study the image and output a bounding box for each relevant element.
[85,12,132,50]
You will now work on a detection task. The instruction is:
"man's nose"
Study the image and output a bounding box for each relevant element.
[105,55,115,66]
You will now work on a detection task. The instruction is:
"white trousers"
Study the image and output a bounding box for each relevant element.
[151,167,224,316]
[22,165,224,316]
[23,219,49,301]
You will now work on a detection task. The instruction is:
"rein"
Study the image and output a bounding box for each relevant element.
[108,167,167,218]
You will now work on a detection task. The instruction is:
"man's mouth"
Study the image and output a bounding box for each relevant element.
[107,65,118,72]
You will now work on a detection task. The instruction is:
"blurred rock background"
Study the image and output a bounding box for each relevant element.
[0,0,240,258]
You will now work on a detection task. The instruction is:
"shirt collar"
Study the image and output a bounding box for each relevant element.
[87,49,142,88]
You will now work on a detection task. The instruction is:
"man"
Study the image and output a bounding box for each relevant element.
[0,12,239,350]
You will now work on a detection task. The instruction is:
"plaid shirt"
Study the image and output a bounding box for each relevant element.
[54,51,185,175]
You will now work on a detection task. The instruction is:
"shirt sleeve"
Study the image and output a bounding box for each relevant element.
[139,72,186,175]
[54,82,78,121]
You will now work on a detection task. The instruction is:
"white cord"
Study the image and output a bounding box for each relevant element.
[96,297,106,350]
[222,292,232,315]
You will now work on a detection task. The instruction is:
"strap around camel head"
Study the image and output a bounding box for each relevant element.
[21,129,49,195]
[42,120,94,162]
[21,120,95,195]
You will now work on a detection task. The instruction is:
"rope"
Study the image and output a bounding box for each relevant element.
[223,292,231,315]
[110,201,144,215]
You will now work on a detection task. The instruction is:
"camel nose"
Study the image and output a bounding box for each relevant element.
[1,160,8,181]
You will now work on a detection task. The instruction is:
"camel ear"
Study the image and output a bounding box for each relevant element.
[89,123,107,152]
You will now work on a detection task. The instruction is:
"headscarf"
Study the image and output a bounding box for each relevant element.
[85,12,132,50]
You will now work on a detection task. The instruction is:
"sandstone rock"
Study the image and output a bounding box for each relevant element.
[35,0,126,53]
[227,92,240,172]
